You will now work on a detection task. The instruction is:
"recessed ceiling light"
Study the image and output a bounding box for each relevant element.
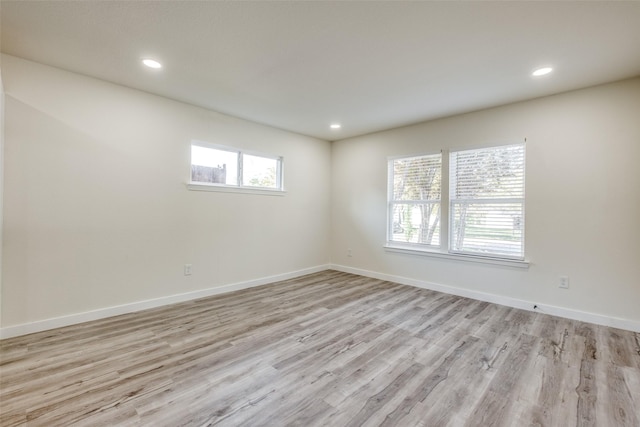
[532,67,553,77]
[142,59,162,69]
[330,124,341,129]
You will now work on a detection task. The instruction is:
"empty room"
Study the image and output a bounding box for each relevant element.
[1,1,639,426]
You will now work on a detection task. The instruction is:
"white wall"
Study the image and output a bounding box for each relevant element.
[1,55,331,328]
[2,53,639,334]
[0,66,5,328]
[331,77,640,328]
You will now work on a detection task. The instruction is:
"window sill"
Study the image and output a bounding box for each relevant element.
[186,183,286,196]
[383,244,530,269]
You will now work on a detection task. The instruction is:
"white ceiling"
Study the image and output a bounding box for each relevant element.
[2,1,640,141]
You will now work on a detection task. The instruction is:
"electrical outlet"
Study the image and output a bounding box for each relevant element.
[559,275,569,289]
[347,248,353,257]
[184,264,192,276]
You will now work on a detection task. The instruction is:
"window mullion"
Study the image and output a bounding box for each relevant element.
[450,197,524,204]
[237,151,243,187]
[389,199,440,204]
[276,157,283,189]
[441,149,450,252]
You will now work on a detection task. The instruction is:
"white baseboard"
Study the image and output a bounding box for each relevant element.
[330,264,640,333]
[0,264,331,340]
[4,263,638,339]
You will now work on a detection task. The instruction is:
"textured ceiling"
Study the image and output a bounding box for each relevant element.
[2,1,640,141]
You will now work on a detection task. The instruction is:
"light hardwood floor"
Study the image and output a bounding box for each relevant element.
[1,270,639,426]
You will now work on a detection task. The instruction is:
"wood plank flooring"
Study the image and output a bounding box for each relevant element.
[1,270,639,426]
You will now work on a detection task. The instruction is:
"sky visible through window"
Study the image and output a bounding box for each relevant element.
[191,145,238,185]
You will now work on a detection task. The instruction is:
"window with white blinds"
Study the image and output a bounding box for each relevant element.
[387,143,526,263]
[388,154,442,247]
[449,144,525,259]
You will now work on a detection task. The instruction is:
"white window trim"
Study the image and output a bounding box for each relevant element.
[384,243,530,268]
[188,140,285,193]
[186,182,286,196]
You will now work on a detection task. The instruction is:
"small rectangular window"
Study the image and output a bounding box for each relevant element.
[388,153,442,247]
[190,141,283,192]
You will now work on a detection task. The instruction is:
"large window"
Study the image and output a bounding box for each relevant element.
[387,143,525,261]
[450,144,525,259]
[190,141,283,191]
[388,154,442,247]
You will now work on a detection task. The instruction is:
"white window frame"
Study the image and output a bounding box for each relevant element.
[187,140,285,195]
[385,142,528,269]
